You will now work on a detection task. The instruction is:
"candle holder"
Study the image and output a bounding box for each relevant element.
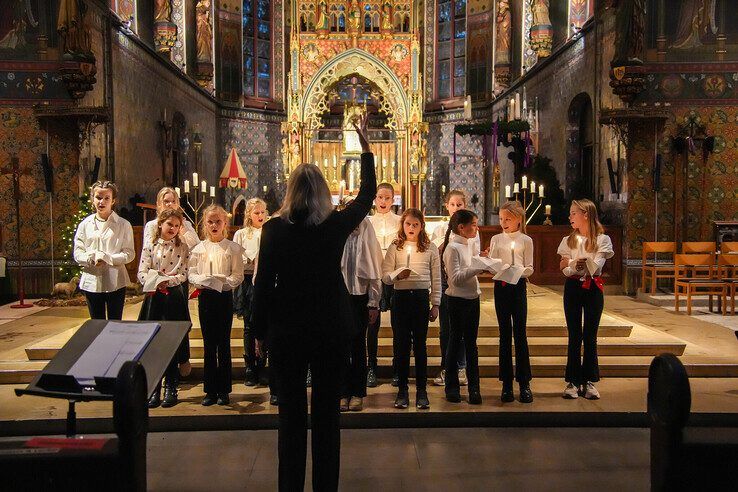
[505,175,546,225]
[182,174,208,230]
[543,212,553,226]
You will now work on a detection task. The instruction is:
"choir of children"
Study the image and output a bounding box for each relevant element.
[76,178,612,409]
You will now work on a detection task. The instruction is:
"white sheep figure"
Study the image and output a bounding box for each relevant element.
[52,276,80,298]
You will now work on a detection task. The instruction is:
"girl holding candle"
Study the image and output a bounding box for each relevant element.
[441,209,485,404]
[381,208,441,410]
[556,199,614,400]
[233,198,268,387]
[431,189,483,387]
[137,209,191,408]
[73,181,135,320]
[488,201,534,403]
[188,204,244,406]
[367,182,402,387]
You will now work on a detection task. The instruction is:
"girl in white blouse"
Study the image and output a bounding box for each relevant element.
[188,204,244,406]
[441,209,485,405]
[73,181,135,320]
[232,198,267,387]
[556,199,614,401]
[382,208,441,410]
[142,187,200,249]
[488,201,534,404]
[137,209,191,408]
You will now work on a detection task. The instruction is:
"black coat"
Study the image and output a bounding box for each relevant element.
[252,153,376,348]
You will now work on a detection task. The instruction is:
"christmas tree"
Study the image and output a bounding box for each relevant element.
[59,193,93,281]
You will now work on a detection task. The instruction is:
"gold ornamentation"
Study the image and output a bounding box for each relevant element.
[390,43,409,61]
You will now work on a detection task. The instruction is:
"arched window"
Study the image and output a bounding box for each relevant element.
[243,0,272,99]
[436,0,466,99]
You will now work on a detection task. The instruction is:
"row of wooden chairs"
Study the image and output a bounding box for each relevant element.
[641,241,738,315]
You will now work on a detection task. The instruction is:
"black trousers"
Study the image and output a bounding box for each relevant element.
[439,291,466,370]
[563,278,604,385]
[198,289,233,395]
[84,287,126,320]
[367,283,393,369]
[240,274,265,373]
[445,296,480,395]
[343,294,368,398]
[494,280,532,384]
[392,289,429,391]
[272,336,343,492]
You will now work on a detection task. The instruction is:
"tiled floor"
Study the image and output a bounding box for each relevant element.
[146,427,650,491]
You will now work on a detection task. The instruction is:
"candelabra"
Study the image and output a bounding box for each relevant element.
[504,175,546,225]
[181,171,215,229]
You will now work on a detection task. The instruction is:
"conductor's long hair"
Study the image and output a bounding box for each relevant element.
[395,208,431,253]
[279,163,334,226]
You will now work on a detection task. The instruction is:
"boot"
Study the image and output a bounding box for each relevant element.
[500,381,514,403]
[161,383,179,408]
[244,365,258,387]
[148,384,161,408]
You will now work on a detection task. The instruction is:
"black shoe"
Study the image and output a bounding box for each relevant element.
[366,368,378,388]
[244,367,258,387]
[269,394,279,406]
[519,384,533,404]
[161,385,178,408]
[469,391,482,405]
[258,373,270,387]
[391,375,399,387]
[148,388,161,408]
[306,368,312,387]
[501,381,514,403]
[217,393,230,405]
[394,390,409,409]
[416,389,430,409]
[202,393,217,406]
[445,391,462,403]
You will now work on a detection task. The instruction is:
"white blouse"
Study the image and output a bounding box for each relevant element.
[342,218,383,307]
[443,235,484,299]
[488,231,534,278]
[143,218,200,250]
[73,212,135,292]
[382,241,442,306]
[432,222,481,254]
[188,239,245,291]
[556,234,615,278]
[137,238,190,287]
[369,211,402,252]
[232,227,262,274]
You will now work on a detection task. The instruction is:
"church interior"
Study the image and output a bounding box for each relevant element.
[0,0,737,489]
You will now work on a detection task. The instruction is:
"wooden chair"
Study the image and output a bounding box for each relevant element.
[720,241,738,254]
[681,242,716,277]
[641,242,676,294]
[674,254,726,315]
[718,254,738,315]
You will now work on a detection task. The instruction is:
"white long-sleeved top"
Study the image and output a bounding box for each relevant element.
[73,212,135,292]
[382,241,442,306]
[137,238,190,287]
[432,222,481,253]
[443,235,484,299]
[369,211,402,252]
[488,230,534,278]
[232,227,262,274]
[187,238,245,291]
[342,218,383,307]
[556,234,615,278]
[143,218,200,250]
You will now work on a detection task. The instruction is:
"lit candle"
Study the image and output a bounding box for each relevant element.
[505,185,511,198]
[324,158,328,169]
[522,175,527,189]
[193,172,199,187]
[201,179,207,193]
[511,241,516,266]
[339,179,345,201]
[209,186,215,198]
[513,183,519,194]
[522,86,527,115]
[441,184,446,195]
[530,180,535,193]
[333,155,337,167]
[209,260,213,276]
[175,186,181,197]
[406,245,412,268]
[509,99,515,121]
[349,166,355,191]
[315,161,319,167]
[545,204,551,215]
[577,236,584,260]
[184,180,190,193]
[539,184,544,197]
[515,92,521,119]
[263,185,268,193]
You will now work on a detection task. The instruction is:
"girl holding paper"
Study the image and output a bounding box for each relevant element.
[440,209,485,404]
[488,201,534,403]
[557,199,614,400]
[381,208,441,410]
[137,209,191,408]
[188,204,244,406]
[73,180,135,320]
[233,198,268,387]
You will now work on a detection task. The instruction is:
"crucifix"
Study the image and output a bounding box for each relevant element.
[0,156,34,308]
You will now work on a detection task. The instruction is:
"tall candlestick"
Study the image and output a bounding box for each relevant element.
[515,92,521,119]
[333,155,337,167]
[193,172,199,187]
[175,187,181,197]
[209,186,215,198]
[339,179,345,201]
[505,185,511,198]
[522,175,527,189]
[511,241,516,265]
[513,183,519,194]
[184,180,190,193]
[522,86,527,115]
[539,184,544,197]
[349,165,355,191]
[510,99,515,121]
[324,158,328,169]
[201,179,207,193]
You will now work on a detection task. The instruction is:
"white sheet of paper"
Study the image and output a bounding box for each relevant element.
[143,269,169,293]
[470,256,506,273]
[389,267,418,281]
[245,249,258,262]
[68,321,160,385]
[492,264,525,285]
[200,276,224,292]
[586,258,599,276]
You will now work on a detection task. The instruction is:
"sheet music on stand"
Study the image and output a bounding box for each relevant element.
[67,322,160,386]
